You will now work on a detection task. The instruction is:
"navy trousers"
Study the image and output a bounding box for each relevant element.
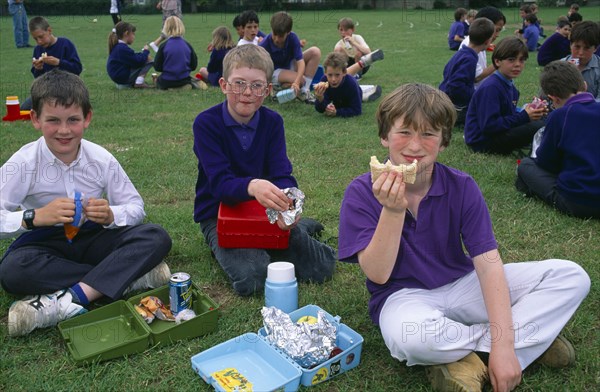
[0,224,172,300]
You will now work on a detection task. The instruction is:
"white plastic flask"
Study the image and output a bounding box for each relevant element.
[265,261,298,313]
[276,88,296,104]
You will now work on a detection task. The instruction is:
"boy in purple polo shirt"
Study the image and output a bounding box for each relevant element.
[338,83,590,392]
[516,61,600,219]
[192,45,335,296]
[259,11,321,103]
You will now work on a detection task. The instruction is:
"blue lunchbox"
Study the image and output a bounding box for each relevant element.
[191,304,363,391]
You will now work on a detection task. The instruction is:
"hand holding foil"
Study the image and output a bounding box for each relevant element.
[261,306,337,368]
[266,187,305,227]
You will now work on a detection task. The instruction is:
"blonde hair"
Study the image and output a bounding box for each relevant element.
[222,45,273,82]
[211,26,234,50]
[162,16,185,37]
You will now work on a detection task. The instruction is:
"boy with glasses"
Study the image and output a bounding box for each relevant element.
[192,45,336,296]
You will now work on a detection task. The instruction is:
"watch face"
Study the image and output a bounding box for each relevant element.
[24,209,35,229]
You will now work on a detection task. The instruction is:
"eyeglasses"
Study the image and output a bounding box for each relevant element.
[227,80,269,96]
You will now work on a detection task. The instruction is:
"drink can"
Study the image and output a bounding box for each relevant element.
[169,272,192,314]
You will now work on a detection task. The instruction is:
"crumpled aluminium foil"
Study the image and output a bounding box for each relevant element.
[266,187,305,226]
[261,306,337,368]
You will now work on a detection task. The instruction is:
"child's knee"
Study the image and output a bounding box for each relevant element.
[0,252,27,293]
[140,223,172,252]
[550,259,591,298]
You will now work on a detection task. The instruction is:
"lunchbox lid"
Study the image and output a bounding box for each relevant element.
[191,332,302,392]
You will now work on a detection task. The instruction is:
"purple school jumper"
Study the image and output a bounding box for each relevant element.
[537,32,570,66]
[439,46,478,108]
[448,21,465,50]
[535,93,600,206]
[192,102,297,222]
[314,74,362,117]
[464,71,530,151]
[338,163,497,324]
[31,37,82,77]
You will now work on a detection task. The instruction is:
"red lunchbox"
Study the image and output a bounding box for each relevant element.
[217,200,290,249]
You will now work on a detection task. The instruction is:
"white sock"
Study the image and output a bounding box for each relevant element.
[135,76,145,85]
[303,76,312,92]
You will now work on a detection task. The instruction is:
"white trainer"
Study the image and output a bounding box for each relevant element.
[8,290,87,337]
[360,49,384,67]
[123,261,171,295]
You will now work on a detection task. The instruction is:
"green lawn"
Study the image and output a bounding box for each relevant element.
[1,7,599,391]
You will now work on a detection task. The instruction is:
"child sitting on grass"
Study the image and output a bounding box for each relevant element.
[338,82,590,392]
[0,70,172,337]
[448,8,467,50]
[562,21,600,100]
[237,10,262,46]
[198,26,235,87]
[107,21,154,89]
[537,19,572,66]
[521,14,540,52]
[21,16,82,110]
[154,16,200,90]
[334,17,379,77]
[313,52,362,118]
[459,6,506,88]
[259,11,321,103]
[192,45,336,296]
[516,61,600,219]
[439,18,495,126]
[464,37,546,156]
[29,16,82,78]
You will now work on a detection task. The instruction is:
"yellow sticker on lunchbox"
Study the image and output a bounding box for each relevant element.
[212,368,253,391]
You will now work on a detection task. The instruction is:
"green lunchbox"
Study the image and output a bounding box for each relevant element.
[58,283,219,364]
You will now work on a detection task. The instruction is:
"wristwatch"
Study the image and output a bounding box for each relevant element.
[23,209,35,230]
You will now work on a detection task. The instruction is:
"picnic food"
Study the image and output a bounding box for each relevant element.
[370,156,418,184]
[528,97,547,110]
[314,81,329,89]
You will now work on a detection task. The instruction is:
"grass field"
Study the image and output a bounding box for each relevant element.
[1,6,599,391]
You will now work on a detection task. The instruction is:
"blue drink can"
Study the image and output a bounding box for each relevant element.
[169,272,192,314]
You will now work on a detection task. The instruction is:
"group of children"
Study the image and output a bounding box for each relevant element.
[1,5,598,392]
[440,5,599,221]
[22,10,384,117]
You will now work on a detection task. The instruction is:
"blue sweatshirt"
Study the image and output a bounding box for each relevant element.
[106,42,150,84]
[464,71,530,151]
[31,37,82,77]
[439,46,478,108]
[192,102,297,222]
[448,21,465,50]
[206,47,231,86]
[154,37,197,81]
[537,32,570,66]
[523,24,540,52]
[535,93,600,206]
[314,74,362,117]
